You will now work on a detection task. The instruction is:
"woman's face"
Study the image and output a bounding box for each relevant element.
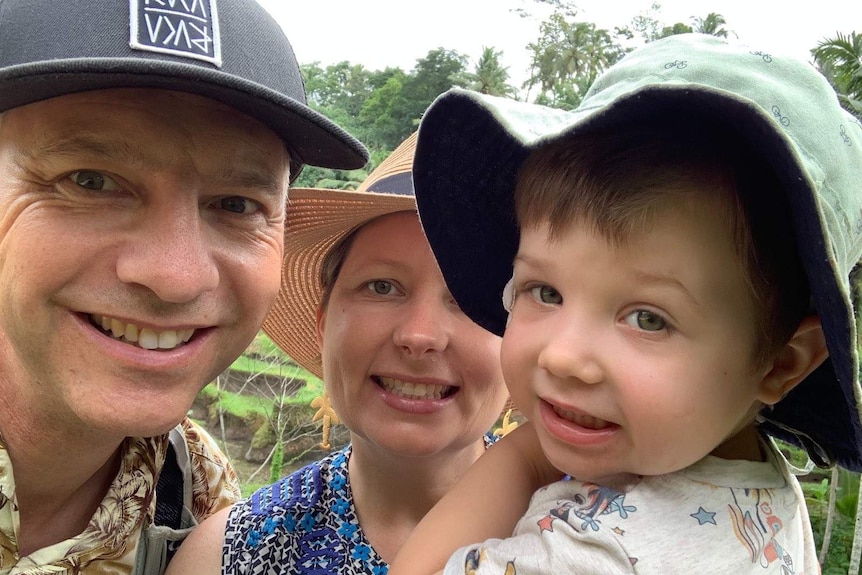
[317,211,508,457]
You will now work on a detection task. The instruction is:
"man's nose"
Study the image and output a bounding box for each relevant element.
[115,201,219,303]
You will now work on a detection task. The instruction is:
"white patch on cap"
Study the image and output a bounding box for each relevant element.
[129,0,222,67]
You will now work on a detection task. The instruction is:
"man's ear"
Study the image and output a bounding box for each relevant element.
[758,315,829,405]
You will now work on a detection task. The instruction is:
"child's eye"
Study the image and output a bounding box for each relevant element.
[623,310,667,331]
[530,285,562,304]
[367,280,397,296]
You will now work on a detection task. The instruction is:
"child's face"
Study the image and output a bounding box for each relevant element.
[502,191,777,482]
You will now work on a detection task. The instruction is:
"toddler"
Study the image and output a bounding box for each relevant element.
[390,33,862,574]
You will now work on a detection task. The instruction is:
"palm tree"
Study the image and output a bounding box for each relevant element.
[691,12,731,38]
[466,46,518,98]
[524,13,623,109]
[812,32,862,118]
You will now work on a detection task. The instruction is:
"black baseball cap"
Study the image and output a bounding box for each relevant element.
[0,0,369,179]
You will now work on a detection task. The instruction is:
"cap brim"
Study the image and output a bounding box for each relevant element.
[0,60,369,177]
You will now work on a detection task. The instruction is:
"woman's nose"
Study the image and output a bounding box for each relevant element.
[392,297,450,356]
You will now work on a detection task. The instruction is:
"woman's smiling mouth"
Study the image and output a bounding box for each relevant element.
[375,376,455,400]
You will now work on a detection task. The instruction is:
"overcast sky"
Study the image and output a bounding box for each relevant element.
[257,0,860,88]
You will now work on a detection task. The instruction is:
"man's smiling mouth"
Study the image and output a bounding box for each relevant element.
[90,314,195,350]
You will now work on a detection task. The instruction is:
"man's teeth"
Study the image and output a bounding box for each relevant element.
[378,377,452,400]
[91,314,194,350]
[552,406,611,430]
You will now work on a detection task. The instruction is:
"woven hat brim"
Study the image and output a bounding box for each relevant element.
[414,34,862,470]
[263,188,416,379]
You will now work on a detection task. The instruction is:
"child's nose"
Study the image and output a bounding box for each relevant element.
[537,327,603,385]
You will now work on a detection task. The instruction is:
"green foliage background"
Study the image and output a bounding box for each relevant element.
[292,3,860,192]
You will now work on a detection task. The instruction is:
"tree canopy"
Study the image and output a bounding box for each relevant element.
[292,5,857,189]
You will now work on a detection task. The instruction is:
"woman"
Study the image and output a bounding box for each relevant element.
[166,132,510,575]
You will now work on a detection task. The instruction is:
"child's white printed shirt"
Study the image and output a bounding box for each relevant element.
[445,441,819,574]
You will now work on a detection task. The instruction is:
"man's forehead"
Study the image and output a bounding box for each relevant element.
[7,88,286,147]
[1,90,290,187]
[11,88,267,127]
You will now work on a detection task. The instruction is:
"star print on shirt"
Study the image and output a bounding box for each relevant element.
[537,515,556,533]
[690,507,717,525]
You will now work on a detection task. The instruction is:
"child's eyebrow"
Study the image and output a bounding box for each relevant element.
[511,253,542,267]
[630,269,699,307]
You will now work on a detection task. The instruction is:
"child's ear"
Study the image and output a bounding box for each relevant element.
[758,315,829,405]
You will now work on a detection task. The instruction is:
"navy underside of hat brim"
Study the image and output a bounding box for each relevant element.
[415,94,527,337]
[415,88,862,472]
[757,112,862,472]
[0,61,370,174]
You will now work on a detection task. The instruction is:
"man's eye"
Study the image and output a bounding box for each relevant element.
[218,196,259,214]
[530,285,562,304]
[368,280,396,296]
[624,310,668,332]
[69,171,120,191]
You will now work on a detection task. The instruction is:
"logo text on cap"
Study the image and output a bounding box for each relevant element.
[129,0,222,67]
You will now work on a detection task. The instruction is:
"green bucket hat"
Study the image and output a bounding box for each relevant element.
[413,33,862,471]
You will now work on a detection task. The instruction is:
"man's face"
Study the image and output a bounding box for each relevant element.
[0,88,289,439]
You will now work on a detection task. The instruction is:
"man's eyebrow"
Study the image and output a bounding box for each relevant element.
[29,134,144,166]
[215,167,287,197]
[30,133,288,195]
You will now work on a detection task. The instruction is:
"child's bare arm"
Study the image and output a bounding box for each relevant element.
[388,421,561,575]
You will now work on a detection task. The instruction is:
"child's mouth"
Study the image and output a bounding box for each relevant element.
[552,405,611,430]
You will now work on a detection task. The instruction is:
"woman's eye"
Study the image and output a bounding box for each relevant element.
[624,310,667,331]
[368,280,396,296]
[530,285,562,304]
[69,170,120,191]
[218,196,260,214]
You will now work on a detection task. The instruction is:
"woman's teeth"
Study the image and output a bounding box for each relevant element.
[377,377,453,400]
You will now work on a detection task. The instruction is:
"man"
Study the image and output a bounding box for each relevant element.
[0,0,368,573]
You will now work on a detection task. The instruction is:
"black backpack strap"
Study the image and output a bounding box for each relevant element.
[155,442,184,530]
[134,426,197,574]
[154,426,195,566]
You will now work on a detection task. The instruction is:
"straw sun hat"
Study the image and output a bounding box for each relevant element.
[262,132,418,379]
